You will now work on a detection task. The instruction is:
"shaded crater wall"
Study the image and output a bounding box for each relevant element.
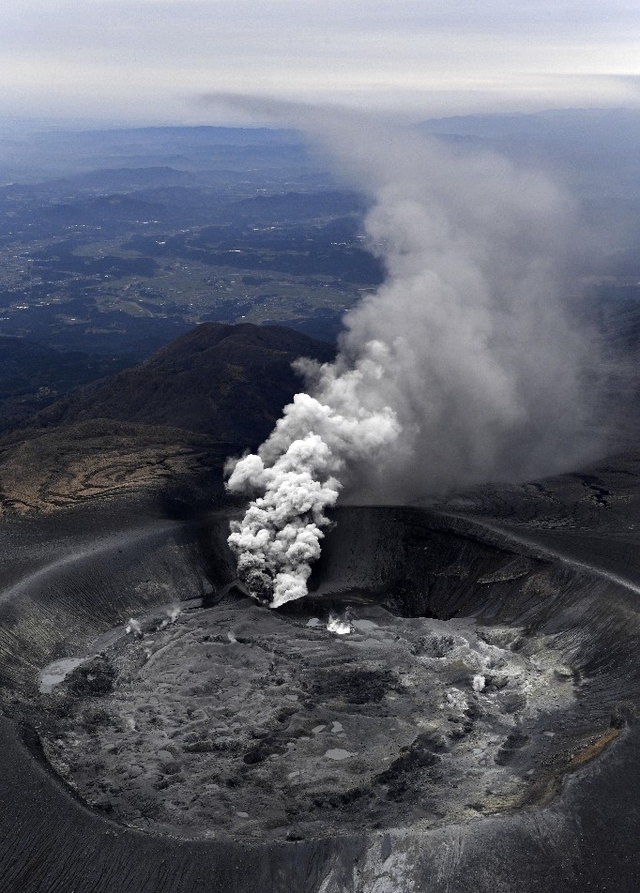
[1,501,637,710]
[306,506,639,693]
[0,508,236,700]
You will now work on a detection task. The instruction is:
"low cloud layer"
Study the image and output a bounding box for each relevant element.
[224,102,604,606]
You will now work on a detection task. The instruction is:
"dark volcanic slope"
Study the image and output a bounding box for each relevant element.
[0,324,334,515]
[30,323,335,443]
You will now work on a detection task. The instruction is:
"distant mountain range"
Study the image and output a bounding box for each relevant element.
[0,124,309,183]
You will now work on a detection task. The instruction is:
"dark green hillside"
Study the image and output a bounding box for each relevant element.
[0,323,334,515]
[31,323,335,447]
[0,336,133,431]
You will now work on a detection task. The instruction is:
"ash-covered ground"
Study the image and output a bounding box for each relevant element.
[36,591,584,840]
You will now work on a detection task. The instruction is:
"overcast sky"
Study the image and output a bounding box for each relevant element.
[3,0,640,125]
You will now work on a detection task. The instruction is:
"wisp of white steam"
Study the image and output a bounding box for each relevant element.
[224,104,602,608]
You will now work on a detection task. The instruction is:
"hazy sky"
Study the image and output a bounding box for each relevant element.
[3,0,640,124]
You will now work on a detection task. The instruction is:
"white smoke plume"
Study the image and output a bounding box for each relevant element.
[327,613,353,636]
[226,352,400,605]
[125,618,142,637]
[221,99,603,607]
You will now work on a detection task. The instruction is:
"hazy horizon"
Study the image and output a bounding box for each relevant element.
[3,1,640,127]
[3,102,640,141]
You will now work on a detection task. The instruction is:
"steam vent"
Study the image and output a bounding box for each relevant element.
[1,458,639,893]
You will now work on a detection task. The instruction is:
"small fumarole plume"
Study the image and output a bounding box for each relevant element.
[224,106,601,608]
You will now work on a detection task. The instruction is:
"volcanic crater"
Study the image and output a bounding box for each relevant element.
[11,502,636,848]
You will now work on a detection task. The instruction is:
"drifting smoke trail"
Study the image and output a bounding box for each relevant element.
[222,100,602,607]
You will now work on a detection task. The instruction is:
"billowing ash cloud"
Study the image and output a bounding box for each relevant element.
[226,350,400,606]
[222,101,603,607]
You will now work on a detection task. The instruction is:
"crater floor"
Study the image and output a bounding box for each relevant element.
[37,594,584,840]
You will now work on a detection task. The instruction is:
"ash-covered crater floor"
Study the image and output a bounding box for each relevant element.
[1,484,639,893]
[36,588,597,841]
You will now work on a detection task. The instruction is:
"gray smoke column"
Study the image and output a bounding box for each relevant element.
[222,101,602,607]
